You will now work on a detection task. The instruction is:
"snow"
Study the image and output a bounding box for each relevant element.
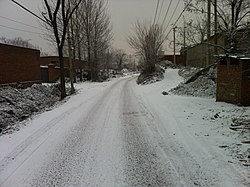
[170,76,216,98]
[133,69,250,186]
[218,54,250,60]
[170,65,217,98]
[0,70,249,186]
[40,65,48,68]
[0,84,61,134]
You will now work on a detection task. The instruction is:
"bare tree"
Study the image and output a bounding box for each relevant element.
[128,22,165,74]
[184,0,250,52]
[177,16,207,48]
[79,0,113,81]
[0,36,40,50]
[42,0,82,99]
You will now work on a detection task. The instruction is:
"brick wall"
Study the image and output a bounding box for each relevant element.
[241,61,250,105]
[40,56,87,82]
[40,56,87,70]
[216,57,250,106]
[0,43,41,84]
[48,64,60,82]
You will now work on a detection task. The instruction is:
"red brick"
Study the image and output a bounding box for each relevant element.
[217,57,250,106]
[0,43,40,84]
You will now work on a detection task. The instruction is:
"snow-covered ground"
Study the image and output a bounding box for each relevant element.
[133,69,250,186]
[0,70,249,186]
[0,84,61,133]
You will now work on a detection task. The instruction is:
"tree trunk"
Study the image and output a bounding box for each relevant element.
[77,35,83,81]
[67,28,75,95]
[92,48,98,81]
[87,35,92,79]
[58,46,67,100]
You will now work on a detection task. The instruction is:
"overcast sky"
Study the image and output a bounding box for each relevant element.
[0,0,186,55]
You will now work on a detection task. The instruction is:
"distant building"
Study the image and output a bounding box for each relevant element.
[182,28,250,68]
[0,43,88,85]
[159,54,186,66]
[40,56,87,83]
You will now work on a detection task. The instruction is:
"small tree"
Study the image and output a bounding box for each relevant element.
[128,21,165,74]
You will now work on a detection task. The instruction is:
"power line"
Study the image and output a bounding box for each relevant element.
[156,0,165,23]
[0,15,41,30]
[164,0,181,32]
[0,24,44,35]
[10,0,47,24]
[178,2,204,26]
[173,0,193,27]
[164,0,193,40]
[153,0,160,25]
[161,0,173,26]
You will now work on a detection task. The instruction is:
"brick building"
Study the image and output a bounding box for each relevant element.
[217,55,250,106]
[0,43,88,84]
[183,29,250,68]
[0,43,40,84]
[40,56,87,82]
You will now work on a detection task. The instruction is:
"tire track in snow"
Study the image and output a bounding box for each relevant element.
[25,78,126,187]
[0,79,125,186]
[131,79,250,186]
[120,78,185,186]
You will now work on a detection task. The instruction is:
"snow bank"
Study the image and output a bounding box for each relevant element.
[178,66,201,80]
[0,84,61,134]
[170,76,216,98]
[158,60,181,69]
[137,65,165,85]
[170,65,217,98]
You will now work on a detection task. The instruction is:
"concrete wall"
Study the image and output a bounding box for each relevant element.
[0,43,40,84]
[185,34,226,68]
[186,44,207,67]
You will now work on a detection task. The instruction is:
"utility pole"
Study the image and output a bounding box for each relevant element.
[133,58,136,73]
[106,49,109,78]
[67,3,75,94]
[207,0,211,38]
[214,0,218,55]
[173,26,177,64]
[207,0,211,66]
[67,27,75,94]
[183,17,186,49]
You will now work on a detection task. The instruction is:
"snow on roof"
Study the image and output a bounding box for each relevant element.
[40,65,48,68]
[218,54,250,60]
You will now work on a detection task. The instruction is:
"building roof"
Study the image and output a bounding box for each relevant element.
[218,54,250,60]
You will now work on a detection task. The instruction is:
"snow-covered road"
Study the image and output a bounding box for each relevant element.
[0,70,249,187]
